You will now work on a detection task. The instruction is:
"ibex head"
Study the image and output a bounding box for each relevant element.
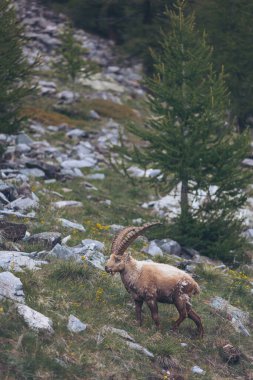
[105,222,161,275]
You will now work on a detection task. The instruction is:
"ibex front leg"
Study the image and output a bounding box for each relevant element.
[147,299,160,329]
[134,299,144,326]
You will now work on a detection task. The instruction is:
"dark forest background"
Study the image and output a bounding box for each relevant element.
[40,0,253,131]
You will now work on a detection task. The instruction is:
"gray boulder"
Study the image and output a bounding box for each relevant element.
[66,129,88,139]
[0,271,25,303]
[16,304,54,334]
[0,251,47,272]
[61,158,97,169]
[8,193,39,212]
[58,218,86,232]
[81,239,104,252]
[67,315,87,333]
[48,244,82,263]
[126,341,154,358]
[209,296,251,336]
[16,133,33,145]
[142,241,163,257]
[28,232,61,249]
[52,200,83,209]
[154,238,181,256]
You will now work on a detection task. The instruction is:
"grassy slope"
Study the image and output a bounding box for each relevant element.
[0,72,253,380]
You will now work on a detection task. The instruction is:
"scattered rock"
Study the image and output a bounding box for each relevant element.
[102,326,135,342]
[67,315,87,333]
[48,244,82,262]
[85,173,105,180]
[84,250,106,271]
[81,239,104,252]
[61,158,97,169]
[88,110,100,120]
[58,218,86,232]
[16,304,54,334]
[16,133,33,145]
[0,251,47,272]
[0,271,25,303]
[209,296,251,336]
[57,90,79,104]
[66,128,88,139]
[191,366,205,375]
[126,341,154,358]
[154,238,181,256]
[8,193,39,212]
[28,232,62,249]
[101,325,153,358]
[20,168,45,178]
[0,182,17,201]
[142,241,163,256]
[52,200,83,209]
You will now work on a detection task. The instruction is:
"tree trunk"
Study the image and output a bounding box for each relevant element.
[181,178,189,217]
[143,0,152,24]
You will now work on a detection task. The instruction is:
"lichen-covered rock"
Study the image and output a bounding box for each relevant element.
[142,241,163,257]
[126,341,154,358]
[209,296,251,336]
[52,200,83,209]
[67,315,87,333]
[0,251,47,272]
[28,232,61,249]
[0,271,25,303]
[81,239,104,252]
[16,304,54,334]
[58,218,86,232]
[48,244,82,262]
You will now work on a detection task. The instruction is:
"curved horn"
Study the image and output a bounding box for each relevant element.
[111,222,161,256]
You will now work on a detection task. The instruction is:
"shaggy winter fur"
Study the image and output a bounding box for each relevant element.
[105,224,204,337]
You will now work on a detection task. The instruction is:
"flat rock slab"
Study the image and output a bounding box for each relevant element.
[48,244,82,263]
[142,241,163,257]
[28,232,61,249]
[8,193,39,212]
[101,325,153,357]
[81,239,104,252]
[16,304,54,334]
[61,159,97,169]
[0,271,25,303]
[126,341,154,358]
[67,315,87,333]
[0,251,47,272]
[209,296,251,336]
[102,326,135,342]
[58,218,86,232]
[52,201,83,209]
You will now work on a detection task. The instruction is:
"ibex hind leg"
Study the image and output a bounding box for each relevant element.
[186,303,204,338]
[172,297,187,331]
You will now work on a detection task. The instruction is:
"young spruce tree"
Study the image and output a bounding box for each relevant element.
[123,0,251,262]
[0,0,31,137]
[56,23,94,90]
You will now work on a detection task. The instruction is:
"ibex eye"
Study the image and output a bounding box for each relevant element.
[115,257,121,262]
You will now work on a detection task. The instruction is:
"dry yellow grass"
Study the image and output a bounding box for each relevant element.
[21,107,87,128]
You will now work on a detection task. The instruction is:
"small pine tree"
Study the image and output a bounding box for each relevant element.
[56,23,94,89]
[0,0,31,136]
[117,0,251,262]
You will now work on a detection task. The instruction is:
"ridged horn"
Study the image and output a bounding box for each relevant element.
[111,222,161,256]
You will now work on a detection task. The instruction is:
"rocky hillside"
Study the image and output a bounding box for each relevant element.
[0,1,253,379]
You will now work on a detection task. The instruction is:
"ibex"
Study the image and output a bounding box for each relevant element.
[105,222,204,337]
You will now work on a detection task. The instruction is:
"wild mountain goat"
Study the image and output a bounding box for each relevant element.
[105,223,204,337]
